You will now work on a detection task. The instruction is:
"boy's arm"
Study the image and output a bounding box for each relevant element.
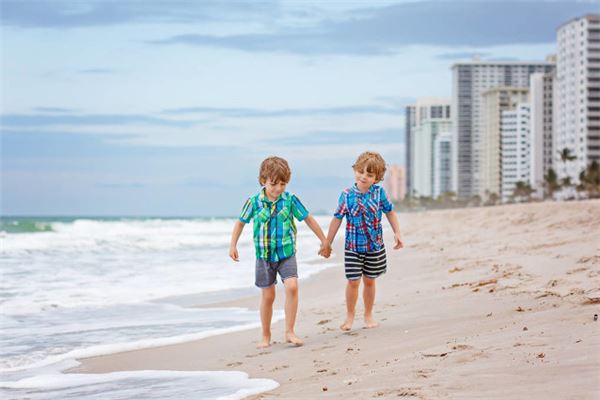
[229,220,246,261]
[303,215,328,243]
[384,211,403,249]
[326,217,342,246]
[303,215,332,257]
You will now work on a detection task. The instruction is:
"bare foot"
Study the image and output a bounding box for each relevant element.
[364,316,379,329]
[340,315,354,331]
[285,332,304,346]
[256,337,271,349]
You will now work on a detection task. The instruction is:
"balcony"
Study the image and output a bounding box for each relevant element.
[588,120,600,128]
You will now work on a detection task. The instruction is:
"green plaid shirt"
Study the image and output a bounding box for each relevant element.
[239,190,310,262]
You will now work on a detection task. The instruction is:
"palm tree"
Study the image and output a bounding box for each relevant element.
[543,168,560,199]
[513,181,534,202]
[577,161,600,198]
[558,147,576,179]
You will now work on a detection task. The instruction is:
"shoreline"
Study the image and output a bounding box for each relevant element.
[75,201,600,399]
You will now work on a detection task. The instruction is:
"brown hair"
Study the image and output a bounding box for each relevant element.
[352,151,386,182]
[259,156,291,185]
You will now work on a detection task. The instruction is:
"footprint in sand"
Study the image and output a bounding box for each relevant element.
[415,368,435,378]
[226,361,243,367]
[245,351,270,358]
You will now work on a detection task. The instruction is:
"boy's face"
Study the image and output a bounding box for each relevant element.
[354,167,377,192]
[264,178,288,200]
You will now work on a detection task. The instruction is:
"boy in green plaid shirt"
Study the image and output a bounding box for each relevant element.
[229,156,331,348]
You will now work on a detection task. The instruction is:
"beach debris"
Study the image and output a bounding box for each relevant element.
[316,368,327,373]
[343,377,359,385]
[448,267,463,273]
[535,291,561,299]
[317,319,331,325]
[576,339,582,343]
[486,312,493,317]
[322,386,328,391]
[537,352,545,359]
[516,306,525,312]
[422,352,449,357]
[583,297,600,305]
[475,278,498,287]
[547,279,558,287]
[594,314,598,321]
[523,326,528,331]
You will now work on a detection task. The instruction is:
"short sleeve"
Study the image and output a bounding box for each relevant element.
[333,192,347,220]
[379,187,393,213]
[239,197,254,223]
[291,194,310,221]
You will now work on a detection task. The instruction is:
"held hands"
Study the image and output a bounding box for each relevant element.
[229,246,240,262]
[393,233,404,250]
[318,241,332,258]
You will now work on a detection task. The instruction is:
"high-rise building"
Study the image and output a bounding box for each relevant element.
[405,105,416,196]
[555,14,600,181]
[384,164,406,202]
[529,69,556,196]
[409,98,452,197]
[480,87,529,197]
[501,103,531,201]
[433,131,453,197]
[451,60,555,198]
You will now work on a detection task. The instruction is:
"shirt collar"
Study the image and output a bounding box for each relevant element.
[259,188,285,204]
[352,183,375,195]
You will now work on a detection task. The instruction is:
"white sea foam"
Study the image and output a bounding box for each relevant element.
[0,369,279,400]
[1,216,333,399]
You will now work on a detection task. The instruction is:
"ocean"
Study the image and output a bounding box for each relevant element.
[0,216,333,399]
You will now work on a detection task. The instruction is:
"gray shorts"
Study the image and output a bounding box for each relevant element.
[255,255,298,288]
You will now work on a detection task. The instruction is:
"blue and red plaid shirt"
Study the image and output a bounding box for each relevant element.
[334,184,393,253]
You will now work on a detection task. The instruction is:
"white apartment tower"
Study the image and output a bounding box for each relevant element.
[501,104,531,201]
[409,98,452,197]
[480,87,529,197]
[529,70,555,196]
[555,14,600,180]
[451,60,555,199]
[433,131,453,197]
[405,105,416,195]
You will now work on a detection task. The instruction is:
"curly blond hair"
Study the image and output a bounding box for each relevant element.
[352,151,386,183]
[258,156,291,185]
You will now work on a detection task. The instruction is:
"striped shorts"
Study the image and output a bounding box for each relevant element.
[344,247,387,280]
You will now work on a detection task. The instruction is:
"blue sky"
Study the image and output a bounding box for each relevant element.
[1,0,597,216]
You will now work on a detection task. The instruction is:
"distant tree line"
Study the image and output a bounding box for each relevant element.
[398,148,600,211]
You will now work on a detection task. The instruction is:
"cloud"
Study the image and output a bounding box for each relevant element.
[436,52,491,60]
[152,1,597,54]
[0,113,197,128]
[0,0,277,28]
[78,68,115,75]
[32,106,79,113]
[161,105,404,117]
[272,128,404,146]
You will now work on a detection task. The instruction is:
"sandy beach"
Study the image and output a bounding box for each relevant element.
[75,200,600,399]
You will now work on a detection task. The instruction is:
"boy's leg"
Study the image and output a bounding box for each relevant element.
[341,279,360,331]
[255,259,278,348]
[283,277,303,346]
[277,256,303,346]
[362,276,378,328]
[258,286,276,349]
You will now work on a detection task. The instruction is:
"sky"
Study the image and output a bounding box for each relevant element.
[1,0,598,216]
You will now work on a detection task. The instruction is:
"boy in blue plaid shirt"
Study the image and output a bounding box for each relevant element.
[230,156,331,348]
[322,152,403,331]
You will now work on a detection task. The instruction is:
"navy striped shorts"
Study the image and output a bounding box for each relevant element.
[344,247,387,280]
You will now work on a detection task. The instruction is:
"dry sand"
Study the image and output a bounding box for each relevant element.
[75,200,600,399]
